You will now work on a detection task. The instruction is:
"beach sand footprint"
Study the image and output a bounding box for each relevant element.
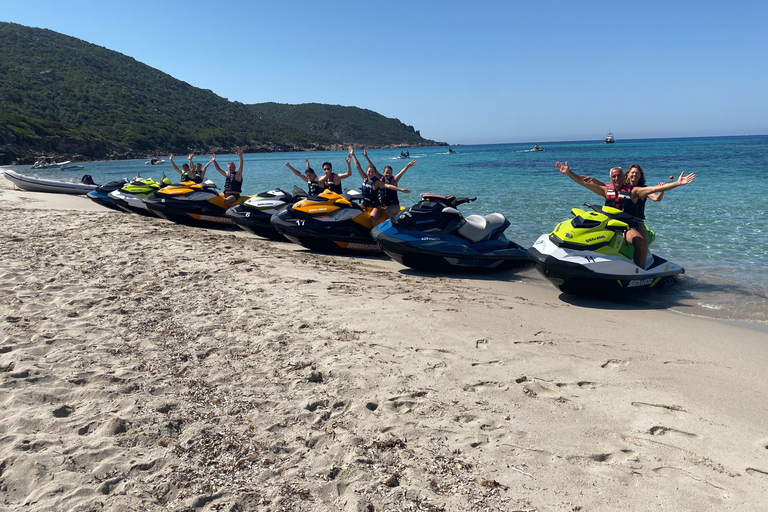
[521,381,582,410]
[601,359,629,369]
[649,425,699,438]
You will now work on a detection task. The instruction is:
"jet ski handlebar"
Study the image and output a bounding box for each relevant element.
[420,193,476,208]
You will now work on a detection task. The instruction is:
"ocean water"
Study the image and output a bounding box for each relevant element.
[5,135,768,328]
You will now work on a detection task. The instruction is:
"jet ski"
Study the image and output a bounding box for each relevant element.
[108,174,172,216]
[86,178,130,211]
[527,203,684,295]
[270,189,387,254]
[225,185,308,239]
[371,193,529,271]
[143,179,250,228]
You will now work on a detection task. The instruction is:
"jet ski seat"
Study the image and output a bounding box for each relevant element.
[457,213,507,243]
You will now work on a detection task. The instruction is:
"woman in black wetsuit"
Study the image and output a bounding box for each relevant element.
[380,159,415,218]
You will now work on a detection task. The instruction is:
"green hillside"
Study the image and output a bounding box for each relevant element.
[0,22,444,165]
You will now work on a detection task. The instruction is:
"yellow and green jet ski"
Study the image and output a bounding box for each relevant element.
[527,203,684,295]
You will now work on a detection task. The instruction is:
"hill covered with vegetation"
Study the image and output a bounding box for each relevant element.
[0,22,444,165]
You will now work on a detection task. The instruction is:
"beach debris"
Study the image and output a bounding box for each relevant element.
[308,370,323,383]
[1,361,15,372]
[515,375,528,383]
[481,479,509,490]
[365,401,378,411]
[53,405,75,418]
[384,473,401,487]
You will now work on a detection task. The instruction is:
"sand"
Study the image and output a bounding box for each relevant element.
[1,173,767,511]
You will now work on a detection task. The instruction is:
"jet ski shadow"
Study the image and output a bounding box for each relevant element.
[557,276,696,311]
[395,262,534,282]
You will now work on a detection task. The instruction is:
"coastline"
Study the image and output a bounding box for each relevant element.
[1,177,768,511]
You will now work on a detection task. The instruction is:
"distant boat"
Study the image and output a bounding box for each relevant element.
[145,157,165,165]
[604,131,615,144]
[531,145,543,151]
[31,156,84,170]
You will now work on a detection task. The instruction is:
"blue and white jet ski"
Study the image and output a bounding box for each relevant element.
[371,193,529,271]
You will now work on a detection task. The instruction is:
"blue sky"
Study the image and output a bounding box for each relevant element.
[4,1,767,144]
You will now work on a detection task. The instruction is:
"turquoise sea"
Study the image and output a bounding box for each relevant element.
[5,135,768,328]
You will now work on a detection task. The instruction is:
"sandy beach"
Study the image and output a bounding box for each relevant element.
[1,174,767,511]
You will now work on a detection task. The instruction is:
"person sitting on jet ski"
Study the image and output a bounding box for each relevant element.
[351,147,412,222]
[187,153,213,184]
[557,161,696,268]
[380,160,415,218]
[317,154,353,194]
[169,154,193,182]
[285,160,320,196]
[212,148,245,207]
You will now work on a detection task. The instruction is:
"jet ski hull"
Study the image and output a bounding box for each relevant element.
[226,204,285,239]
[373,222,530,271]
[109,190,158,217]
[144,185,243,229]
[225,187,307,240]
[528,234,684,295]
[271,209,383,254]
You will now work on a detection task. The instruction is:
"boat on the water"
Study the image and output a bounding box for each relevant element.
[145,157,165,165]
[604,131,615,144]
[3,169,98,195]
[31,156,84,170]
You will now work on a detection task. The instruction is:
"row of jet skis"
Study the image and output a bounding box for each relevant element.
[86,174,685,296]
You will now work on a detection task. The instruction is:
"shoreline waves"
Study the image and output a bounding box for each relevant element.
[1,177,768,510]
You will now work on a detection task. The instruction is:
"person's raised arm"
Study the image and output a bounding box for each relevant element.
[393,160,417,184]
[201,158,213,181]
[285,162,309,183]
[350,146,366,179]
[339,154,353,179]
[212,153,228,177]
[556,161,606,197]
[169,154,183,175]
[362,149,381,178]
[235,148,244,178]
[634,172,695,200]
[188,153,195,170]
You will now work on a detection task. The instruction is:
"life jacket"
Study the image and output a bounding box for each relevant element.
[224,171,243,194]
[605,184,632,211]
[322,173,342,194]
[381,176,398,206]
[361,176,381,207]
[307,179,320,196]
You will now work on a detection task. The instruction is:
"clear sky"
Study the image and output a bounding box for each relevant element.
[4,0,767,144]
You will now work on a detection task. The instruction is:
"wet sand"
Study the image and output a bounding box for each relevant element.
[2,174,768,511]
